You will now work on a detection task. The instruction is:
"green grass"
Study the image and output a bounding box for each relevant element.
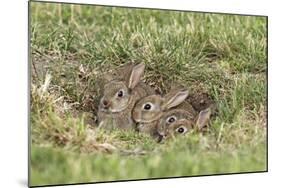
[30,1,267,187]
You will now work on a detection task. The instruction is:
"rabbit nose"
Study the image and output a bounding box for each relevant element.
[135,122,141,131]
[156,133,165,143]
[102,99,110,108]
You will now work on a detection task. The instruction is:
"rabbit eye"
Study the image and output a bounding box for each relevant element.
[166,116,177,124]
[176,126,187,134]
[143,103,152,110]
[117,90,124,97]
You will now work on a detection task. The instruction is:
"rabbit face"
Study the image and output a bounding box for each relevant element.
[132,95,163,123]
[157,109,195,135]
[98,63,145,114]
[165,119,193,137]
[99,81,131,113]
[132,89,190,137]
[157,108,212,142]
[97,63,155,130]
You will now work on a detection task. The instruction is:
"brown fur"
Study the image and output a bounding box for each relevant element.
[132,88,189,137]
[98,63,155,130]
[156,107,212,142]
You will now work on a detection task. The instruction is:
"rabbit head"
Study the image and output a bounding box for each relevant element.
[132,89,189,135]
[157,107,212,141]
[99,63,145,113]
[165,119,194,137]
[98,63,155,130]
[157,108,195,136]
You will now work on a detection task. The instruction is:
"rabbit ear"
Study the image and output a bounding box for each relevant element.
[195,108,211,131]
[103,73,114,82]
[162,89,189,110]
[127,63,145,89]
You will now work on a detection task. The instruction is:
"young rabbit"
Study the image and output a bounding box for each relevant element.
[157,107,212,141]
[132,88,189,137]
[98,63,155,130]
[156,107,196,136]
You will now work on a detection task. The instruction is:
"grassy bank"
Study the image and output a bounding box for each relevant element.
[30,2,267,186]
